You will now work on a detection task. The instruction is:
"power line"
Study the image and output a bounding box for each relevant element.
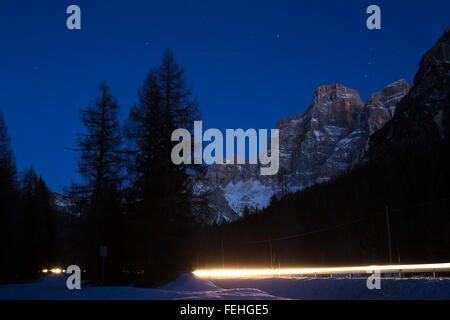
[225,213,380,245]
[222,196,450,246]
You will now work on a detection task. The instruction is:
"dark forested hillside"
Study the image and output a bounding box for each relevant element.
[195,29,450,269]
[195,144,450,268]
[0,111,58,283]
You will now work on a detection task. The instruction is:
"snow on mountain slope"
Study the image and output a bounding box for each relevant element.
[223,179,274,215]
[52,192,80,217]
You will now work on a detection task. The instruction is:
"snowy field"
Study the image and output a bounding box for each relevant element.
[0,274,449,300]
[211,276,450,300]
[0,274,283,300]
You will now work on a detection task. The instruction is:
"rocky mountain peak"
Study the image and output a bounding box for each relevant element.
[276,115,302,130]
[364,79,410,135]
[306,84,364,133]
[194,80,410,224]
[369,28,450,157]
[312,84,362,106]
[366,79,409,108]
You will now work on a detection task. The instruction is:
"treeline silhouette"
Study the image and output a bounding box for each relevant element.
[0,110,58,283]
[196,142,450,269]
[0,50,203,286]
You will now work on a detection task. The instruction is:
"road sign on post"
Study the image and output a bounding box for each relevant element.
[100,246,108,257]
[99,246,107,286]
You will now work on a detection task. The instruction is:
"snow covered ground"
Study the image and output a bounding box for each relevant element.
[211,276,450,300]
[0,274,449,300]
[0,274,283,300]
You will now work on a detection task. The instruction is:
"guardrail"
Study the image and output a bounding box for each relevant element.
[193,262,450,278]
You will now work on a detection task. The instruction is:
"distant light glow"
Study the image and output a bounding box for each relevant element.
[43,268,65,274]
[50,268,62,274]
[193,262,450,278]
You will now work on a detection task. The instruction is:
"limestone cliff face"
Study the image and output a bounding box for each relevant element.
[370,29,450,157]
[288,84,365,187]
[194,80,410,224]
[365,79,410,136]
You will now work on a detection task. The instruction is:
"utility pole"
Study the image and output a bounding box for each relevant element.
[269,237,273,270]
[101,256,105,287]
[221,239,224,269]
[385,206,393,264]
[99,245,107,287]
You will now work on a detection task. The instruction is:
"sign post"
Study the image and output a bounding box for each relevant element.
[385,206,393,264]
[99,246,108,287]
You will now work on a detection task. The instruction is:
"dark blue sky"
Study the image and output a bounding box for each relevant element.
[0,0,449,193]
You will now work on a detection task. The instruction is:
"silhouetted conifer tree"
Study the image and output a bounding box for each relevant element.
[20,168,57,279]
[0,109,18,283]
[70,82,124,284]
[125,50,200,285]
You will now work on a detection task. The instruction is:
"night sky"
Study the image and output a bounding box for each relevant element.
[0,0,449,193]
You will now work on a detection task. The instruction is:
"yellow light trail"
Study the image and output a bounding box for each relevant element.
[193,262,450,278]
[48,268,62,274]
